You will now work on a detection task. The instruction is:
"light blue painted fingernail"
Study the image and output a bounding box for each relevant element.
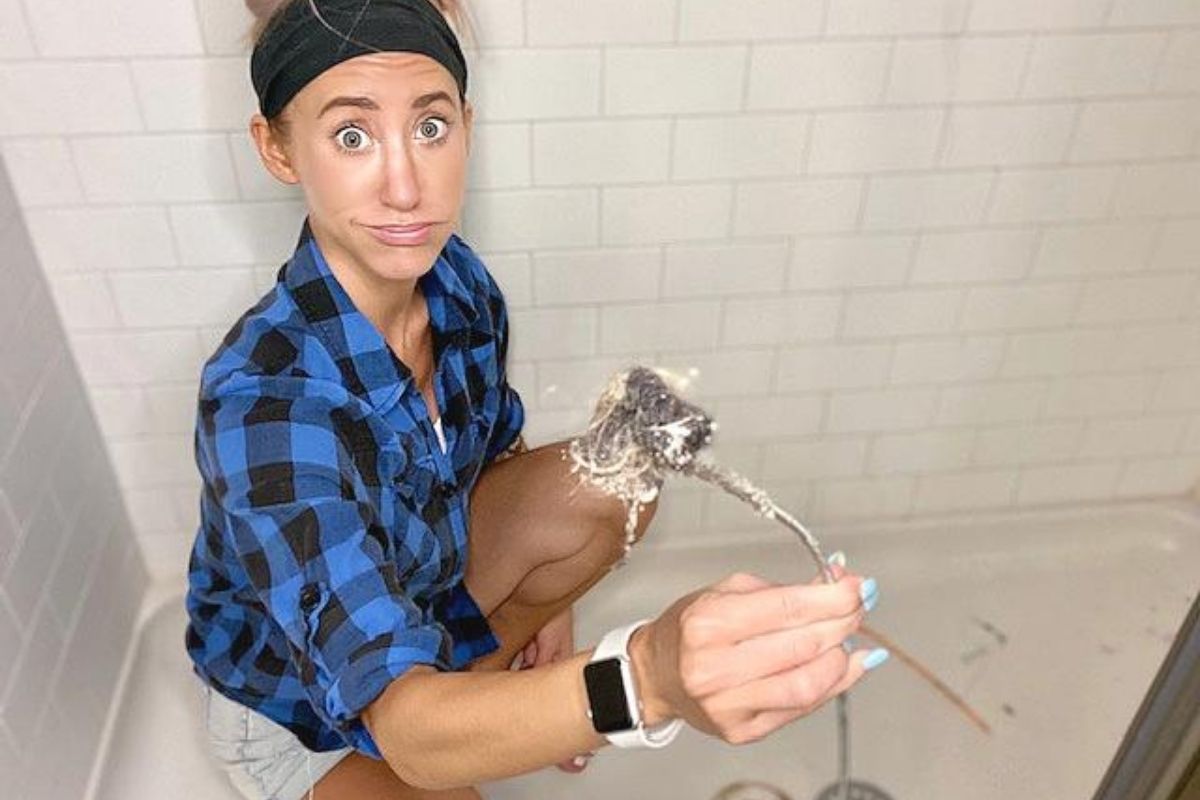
[842,636,856,653]
[859,577,878,612]
[863,648,890,671]
[826,550,846,568]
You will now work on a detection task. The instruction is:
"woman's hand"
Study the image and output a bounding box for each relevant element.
[518,605,595,773]
[629,560,882,745]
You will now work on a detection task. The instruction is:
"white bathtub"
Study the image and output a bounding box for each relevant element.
[90,501,1200,800]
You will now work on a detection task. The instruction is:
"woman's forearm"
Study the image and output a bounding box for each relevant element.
[363,649,611,791]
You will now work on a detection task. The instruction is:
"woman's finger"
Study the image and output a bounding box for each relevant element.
[680,608,863,697]
[712,642,854,714]
[690,576,866,646]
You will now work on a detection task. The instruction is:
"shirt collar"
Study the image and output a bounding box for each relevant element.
[281,218,478,414]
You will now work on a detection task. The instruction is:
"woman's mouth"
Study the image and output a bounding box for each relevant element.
[363,222,434,247]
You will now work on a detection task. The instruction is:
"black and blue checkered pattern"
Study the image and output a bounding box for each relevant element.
[185,219,524,757]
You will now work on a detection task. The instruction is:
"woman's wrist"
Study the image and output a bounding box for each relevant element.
[628,621,676,727]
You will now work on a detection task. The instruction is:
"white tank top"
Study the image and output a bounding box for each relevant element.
[432,416,447,453]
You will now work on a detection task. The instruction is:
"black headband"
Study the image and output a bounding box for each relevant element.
[251,0,468,119]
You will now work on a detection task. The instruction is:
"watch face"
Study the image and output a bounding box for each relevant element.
[584,658,634,734]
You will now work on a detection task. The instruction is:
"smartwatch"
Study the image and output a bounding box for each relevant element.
[583,618,684,749]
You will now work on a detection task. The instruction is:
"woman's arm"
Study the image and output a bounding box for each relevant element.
[361,570,873,792]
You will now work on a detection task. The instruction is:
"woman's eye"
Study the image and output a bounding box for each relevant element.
[334,126,371,151]
[416,117,448,141]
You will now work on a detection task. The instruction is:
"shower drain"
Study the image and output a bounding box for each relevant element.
[813,780,895,800]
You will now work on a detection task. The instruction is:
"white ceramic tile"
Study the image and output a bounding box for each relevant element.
[663,241,788,298]
[761,437,869,482]
[23,207,178,273]
[890,336,1006,385]
[532,248,660,305]
[228,132,304,201]
[1111,323,1200,372]
[1108,0,1200,25]
[1043,374,1158,420]
[827,387,938,433]
[0,286,65,420]
[1002,329,1120,378]
[1016,462,1120,505]
[606,46,746,115]
[673,114,807,180]
[72,330,208,386]
[1021,33,1165,99]
[776,343,893,391]
[1,494,64,623]
[0,62,142,135]
[942,104,1076,168]
[110,268,258,328]
[467,50,602,121]
[886,36,1028,104]
[972,422,1084,467]
[870,430,976,476]
[467,122,531,189]
[0,0,34,59]
[169,202,303,266]
[968,0,1110,31]
[460,0,524,49]
[709,396,824,440]
[790,234,914,290]
[1075,274,1195,324]
[843,288,963,338]
[463,188,597,250]
[131,58,256,131]
[533,120,669,185]
[0,138,83,207]
[721,294,842,346]
[1071,99,1200,162]
[1078,416,1191,459]
[526,0,675,44]
[862,172,993,231]
[808,109,944,174]
[46,273,121,330]
[1,601,63,758]
[73,134,239,203]
[654,350,775,400]
[812,476,914,520]
[0,596,19,698]
[479,252,533,307]
[1112,161,1200,218]
[1032,221,1158,277]
[1155,30,1200,94]
[1153,219,1200,273]
[734,178,862,236]
[536,357,630,410]
[988,166,1119,224]
[1155,368,1200,413]
[507,308,596,361]
[1117,457,1200,498]
[24,0,204,57]
[109,435,197,490]
[912,229,1038,284]
[679,0,824,41]
[599,301,721,354]
[913,470,1017,513]
[960,283,1080,332]
[194,0,256,55]
[747,42,891,109]
[602,184,732,246]
[937,381,1046,425]
[825,0,971,35]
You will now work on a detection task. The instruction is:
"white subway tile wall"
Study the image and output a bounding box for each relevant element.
[0,0,1196,596]
[0,160,147,799]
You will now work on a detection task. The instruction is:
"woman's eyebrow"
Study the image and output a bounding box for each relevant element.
[317,91,454,119]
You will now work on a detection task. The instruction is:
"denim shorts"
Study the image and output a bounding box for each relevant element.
[199,674,353,800]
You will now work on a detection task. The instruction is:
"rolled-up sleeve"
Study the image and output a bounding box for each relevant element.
[199,385,452,757]
[481,272,526,463]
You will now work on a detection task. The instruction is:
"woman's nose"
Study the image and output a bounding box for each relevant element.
[379,142,421,211]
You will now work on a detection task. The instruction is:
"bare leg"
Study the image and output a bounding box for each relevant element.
[312,440,656,797]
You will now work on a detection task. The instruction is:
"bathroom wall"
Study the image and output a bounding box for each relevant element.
[1,0,1198,570]
[0,156,148,795]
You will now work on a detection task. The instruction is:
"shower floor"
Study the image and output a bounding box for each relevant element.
[91,501,1200,800]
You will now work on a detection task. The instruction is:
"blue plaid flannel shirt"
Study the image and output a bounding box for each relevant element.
[185,219,524,757]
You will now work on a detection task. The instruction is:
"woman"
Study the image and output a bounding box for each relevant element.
[185,2,888,798]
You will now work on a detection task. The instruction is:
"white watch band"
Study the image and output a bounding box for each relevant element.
[590,618,684,749]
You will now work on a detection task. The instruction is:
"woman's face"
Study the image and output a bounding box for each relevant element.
[254,51,473,286]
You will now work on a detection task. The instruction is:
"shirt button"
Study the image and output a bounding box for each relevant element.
[298,583,320,612]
